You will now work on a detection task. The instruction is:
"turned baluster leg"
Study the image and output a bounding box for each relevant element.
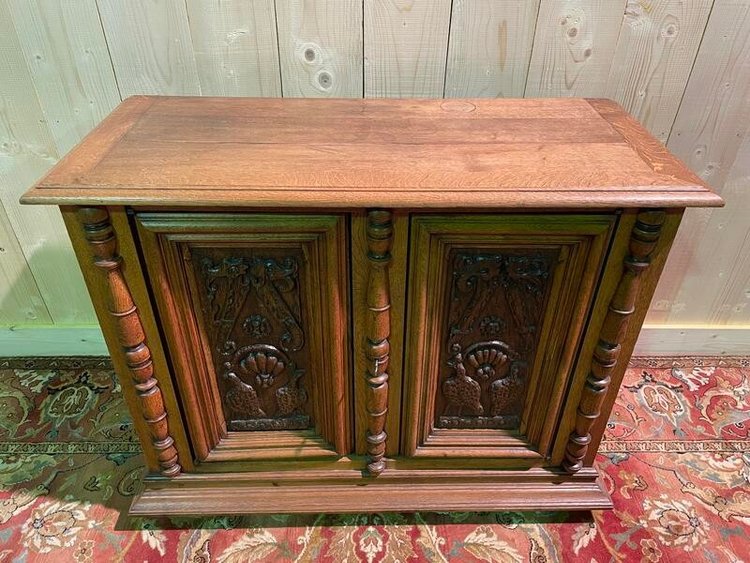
[364,210,393,476]
[78,207,181,478]
[563,210,665,473]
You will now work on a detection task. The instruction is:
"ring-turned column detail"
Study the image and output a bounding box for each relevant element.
[563,210,665,473]
[78,207,182,478]
[364,210,393,476]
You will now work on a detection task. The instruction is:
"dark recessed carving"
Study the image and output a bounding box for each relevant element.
[192,251,311,432]
[203,257,250,356]
[479,315,505,338]
[442,343,484,416]
[435,249,556,430]
[243,314,271,338]
[222,345,309,431]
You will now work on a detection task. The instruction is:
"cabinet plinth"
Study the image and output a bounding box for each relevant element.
[23,96,722,515]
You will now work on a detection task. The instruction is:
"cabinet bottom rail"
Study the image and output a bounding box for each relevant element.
[130,470,612,515]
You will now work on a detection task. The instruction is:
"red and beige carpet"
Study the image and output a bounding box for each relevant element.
[0,356,748,561]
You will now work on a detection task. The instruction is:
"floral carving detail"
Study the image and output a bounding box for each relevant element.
[247,257,304,353]
[439,248,555,430]
[197,252,310,432]
[479,315,505,338]
[202,258,251,356]
[242,314,271,338]
[201,256,304,355]
[224,372,265,418]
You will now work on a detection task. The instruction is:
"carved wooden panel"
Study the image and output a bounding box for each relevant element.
[136,213,351,462]
[435,249,558,431]
[189,249,311,432]
[402,214,616,462]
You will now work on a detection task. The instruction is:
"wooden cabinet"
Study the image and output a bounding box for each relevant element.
[22,97,722,515]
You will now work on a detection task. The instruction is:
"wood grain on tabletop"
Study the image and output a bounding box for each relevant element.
[21,96,723,209]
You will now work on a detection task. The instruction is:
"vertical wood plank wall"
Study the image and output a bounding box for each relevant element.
[1,0,748,355]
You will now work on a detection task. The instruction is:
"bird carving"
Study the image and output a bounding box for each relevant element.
[275,370,307,416]
[224,372,265,418]
[490,361,526,416]
[442,345,483,416]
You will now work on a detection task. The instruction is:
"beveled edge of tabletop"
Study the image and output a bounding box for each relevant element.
[20,96,725,210]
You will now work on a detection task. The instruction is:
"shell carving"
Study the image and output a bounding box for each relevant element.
[240,351,285,389]
[467,346,508,380]
[442,344,483,415]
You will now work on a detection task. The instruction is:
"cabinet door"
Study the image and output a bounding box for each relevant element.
[136,213,350,465]
[402,214,615,467]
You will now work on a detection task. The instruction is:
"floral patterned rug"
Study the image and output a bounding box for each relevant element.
[0,356,748,562]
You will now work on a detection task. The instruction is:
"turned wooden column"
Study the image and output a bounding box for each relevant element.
[78,207,181,478]
[563,210,665,473]
[364,210,393,476]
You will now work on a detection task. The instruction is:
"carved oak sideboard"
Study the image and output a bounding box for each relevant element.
[22,96,722,515]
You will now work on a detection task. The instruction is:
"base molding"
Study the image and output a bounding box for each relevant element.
[130,468,612,515]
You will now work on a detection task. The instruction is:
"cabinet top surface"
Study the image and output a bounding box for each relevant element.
[22,96,722,209]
